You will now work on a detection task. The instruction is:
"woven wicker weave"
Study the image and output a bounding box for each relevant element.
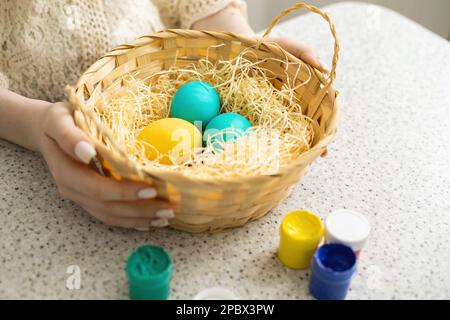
[66,3,341,233]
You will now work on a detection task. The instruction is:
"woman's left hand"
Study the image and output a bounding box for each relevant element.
[192,4,329,74]
[264,36,329,74]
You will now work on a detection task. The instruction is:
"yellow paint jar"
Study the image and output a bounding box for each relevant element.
[278,210,324,269]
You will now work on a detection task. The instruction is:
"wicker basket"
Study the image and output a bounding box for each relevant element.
[66,3,341,233]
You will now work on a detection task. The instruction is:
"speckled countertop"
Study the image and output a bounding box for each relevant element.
[1,2,449,299]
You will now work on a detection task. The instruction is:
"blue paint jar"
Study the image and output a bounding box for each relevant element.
[309,244,357,300]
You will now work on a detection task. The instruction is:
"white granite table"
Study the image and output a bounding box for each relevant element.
[1,2,449,300]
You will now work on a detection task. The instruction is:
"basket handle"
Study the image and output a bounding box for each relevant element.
[259,2,340,85]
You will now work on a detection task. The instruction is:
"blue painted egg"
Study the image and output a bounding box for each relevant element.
[170,81,220,128]
[203,113,252,147]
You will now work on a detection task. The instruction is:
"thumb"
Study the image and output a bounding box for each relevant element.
[43,102,97,164]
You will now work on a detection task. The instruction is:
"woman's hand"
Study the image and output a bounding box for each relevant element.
[0,89,174,230]
[192,4,329,74]
[264,36,329,74]
[36,102,174,230]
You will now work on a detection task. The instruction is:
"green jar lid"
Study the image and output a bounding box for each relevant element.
[126,245,173,300]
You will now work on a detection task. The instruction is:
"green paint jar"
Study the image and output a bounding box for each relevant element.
[126,245,173,300]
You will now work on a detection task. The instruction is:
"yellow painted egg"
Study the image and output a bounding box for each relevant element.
[137,118,202,165]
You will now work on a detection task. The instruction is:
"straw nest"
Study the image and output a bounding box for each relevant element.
[92,48,315,180]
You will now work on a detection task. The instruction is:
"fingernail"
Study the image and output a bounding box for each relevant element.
[151,219,169,228]
[137,188,157,199]
[74,141,96,164]
[320,63,330,74]
[156,209,175,219]
[135,227,150,232]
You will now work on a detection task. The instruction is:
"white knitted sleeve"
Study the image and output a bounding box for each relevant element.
[0,71,9,90]
[152,0,247,29]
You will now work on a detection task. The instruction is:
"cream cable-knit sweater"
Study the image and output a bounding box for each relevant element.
[0,0,246,102]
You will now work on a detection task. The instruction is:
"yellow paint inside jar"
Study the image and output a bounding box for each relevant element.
[283,212,324,240]
[278,210,324,269]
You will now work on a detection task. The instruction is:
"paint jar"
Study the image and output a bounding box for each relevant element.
[324,210,370,256]
[126,245,173,300]
[194,287,238,300]
[309,244,357,300]
[278,210,324,269]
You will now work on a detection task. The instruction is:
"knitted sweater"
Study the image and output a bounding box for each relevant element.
[0,0,246,101]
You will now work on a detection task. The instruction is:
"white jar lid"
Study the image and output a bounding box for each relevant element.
[325,210,371,250]
[194,287,238,300]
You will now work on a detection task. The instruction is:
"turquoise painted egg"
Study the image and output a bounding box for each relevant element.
[203,113,252,147]
[170,81,220,128]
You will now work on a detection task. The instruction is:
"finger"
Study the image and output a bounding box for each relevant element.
[74,171,158,202]
[302,49,330,74]
[73,171,159,202]
[62,185,174,219]
[83,207,155,229]
[44,102,96,164]
[269,37,329,74]
[44,137,159,202]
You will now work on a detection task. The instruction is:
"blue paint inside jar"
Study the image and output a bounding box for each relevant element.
[317,244,356,272]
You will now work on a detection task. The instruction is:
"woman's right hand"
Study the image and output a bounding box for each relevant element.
[37,102,174,230]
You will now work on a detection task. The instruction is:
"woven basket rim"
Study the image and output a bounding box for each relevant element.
[67,2,341,185]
